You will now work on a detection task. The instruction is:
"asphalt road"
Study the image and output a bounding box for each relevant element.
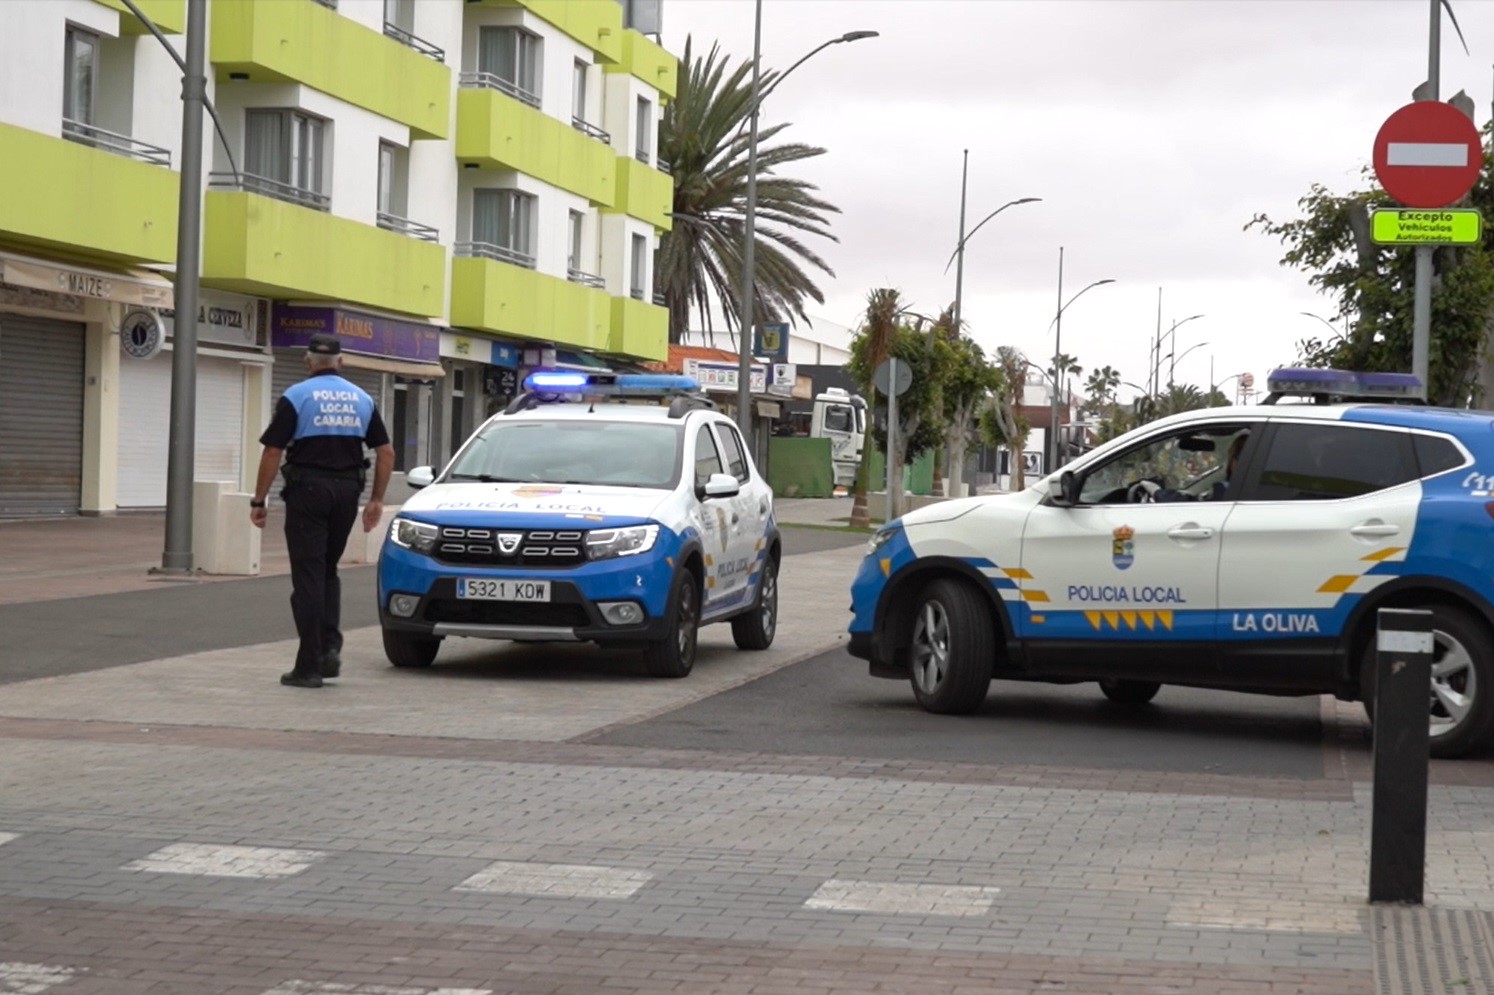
[0,524,866,683]
[591,645,1332,780]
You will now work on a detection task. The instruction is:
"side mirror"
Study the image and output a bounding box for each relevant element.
[407,466,435,489]
[1048,470,1079,507]
[702,472,740,499]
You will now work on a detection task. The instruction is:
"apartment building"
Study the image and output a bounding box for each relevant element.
[0,0,675,516]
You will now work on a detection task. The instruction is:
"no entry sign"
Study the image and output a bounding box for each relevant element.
[1372,102,1483,208]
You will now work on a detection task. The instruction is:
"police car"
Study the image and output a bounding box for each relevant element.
[850,368,1494,758]
[378,371,780,678]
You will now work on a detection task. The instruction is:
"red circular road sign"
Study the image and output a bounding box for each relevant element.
[1373,101,1483,208]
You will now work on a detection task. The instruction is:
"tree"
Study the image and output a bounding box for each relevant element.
[936,328,1001,498]
[656,38,842,344]
[849,312,946,519]
[847,289,903,528]
[1246,124,1494,406]
[1084,365,1121,415]
[981,346,1031,490]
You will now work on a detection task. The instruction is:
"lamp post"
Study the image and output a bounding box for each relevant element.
[1161,313,1205,387]
[1300,311,1340,336]
[1047,252,1115,471]
[943,165,1039,330]
[735,5,878,441]
[1169,340,1210,384]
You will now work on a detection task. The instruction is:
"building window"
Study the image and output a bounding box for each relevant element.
[472,188,536,267]
[384,0,413,33]
[630,233,647,300]
[244,109,328,209]
[63,26,99,126]
[635,96,652,163]
[572,60,587,122]
[568,210,584,272]
[449,367,468,465]
[478,26,541,106]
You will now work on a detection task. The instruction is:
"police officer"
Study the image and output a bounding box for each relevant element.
[250,333,395,688]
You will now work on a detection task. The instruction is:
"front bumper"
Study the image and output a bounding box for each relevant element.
[378,537,680,644]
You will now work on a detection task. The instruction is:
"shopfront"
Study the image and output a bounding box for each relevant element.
[437,332,521,468]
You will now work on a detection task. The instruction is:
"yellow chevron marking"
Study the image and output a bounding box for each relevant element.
[1139,610,1156,630]
[1085,611,1103,630]
[880,557,892,577]
[1030,614,1046,624]
[1022,590,1051,603]
[1121,611,1138,630]
[704,554,714,566]
[705,576,717,589]
[1003,567,1033,579]
[1318,575,1359,594]
[755,539,765,551]
[1158,610,1174,631]
[666,557,674,567]
[1361,546,1406,563]
[1102,610,1120,629]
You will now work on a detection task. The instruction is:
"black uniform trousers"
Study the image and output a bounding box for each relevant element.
[283,472,362,675]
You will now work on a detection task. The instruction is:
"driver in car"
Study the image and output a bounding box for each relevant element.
[1136,433,1247,502]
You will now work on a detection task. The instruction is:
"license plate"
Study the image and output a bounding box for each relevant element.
[456,578,551,602]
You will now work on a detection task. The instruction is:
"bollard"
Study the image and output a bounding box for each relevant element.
[1368,607,1434,905]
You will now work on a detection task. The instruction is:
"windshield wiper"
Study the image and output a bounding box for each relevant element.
[447,473,525,482]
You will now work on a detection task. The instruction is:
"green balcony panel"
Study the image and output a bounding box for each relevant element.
[604,29,677,100]
[481,0,622,64]
[451,257,610,352]
[457,88,615,206]
[0,122,177,265]
[609,296,667,362]
[96,0,186,34]
[203,191,445,318]
[607,157,673,232]
[212,0,450,140]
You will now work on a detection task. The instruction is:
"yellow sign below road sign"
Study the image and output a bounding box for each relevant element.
[1371,208,1483,245]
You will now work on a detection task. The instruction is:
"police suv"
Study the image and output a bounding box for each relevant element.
[378,371,780,678]
[850,368,1494,758]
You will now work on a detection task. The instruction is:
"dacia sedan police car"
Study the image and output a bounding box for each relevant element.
[378,372,780,678]
[850,368,1494,758]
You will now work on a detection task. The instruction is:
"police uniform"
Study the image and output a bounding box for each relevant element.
[258,334,391,687]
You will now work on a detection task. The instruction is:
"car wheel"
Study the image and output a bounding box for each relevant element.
[383,628,440,668]
[730,554,778,650]
[1359,604,1494,759]
[644,567,700,678]
[1099,679,1161,705]
[908,578,994,714]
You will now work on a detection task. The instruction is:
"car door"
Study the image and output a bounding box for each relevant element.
[708,419,761,612]
[689,422,738,614]
[1018,420,1255,679]
[1216,418,1423,686]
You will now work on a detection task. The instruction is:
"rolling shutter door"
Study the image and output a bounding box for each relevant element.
[117,355,247,508]
[0,316,85,516]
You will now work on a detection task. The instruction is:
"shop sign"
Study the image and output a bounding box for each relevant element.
[683,358,767,394]
[160,291,260,348]
[0,255,172,308]
[120,308,166,360]
[272,304,440,364]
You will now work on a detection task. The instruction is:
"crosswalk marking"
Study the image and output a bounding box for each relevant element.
[122,842,324,879]
[455,860,651,899]
[260,983,490,995]
[804,879,1001,917]
[0,962,77,994]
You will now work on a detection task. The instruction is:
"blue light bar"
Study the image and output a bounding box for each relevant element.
[611,374,701,394]
[1266,367,1422,399]
[525,371,592,390]
[1353,371,1422,397]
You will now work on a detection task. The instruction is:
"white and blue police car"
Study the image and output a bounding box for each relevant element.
[378,371,780,678]
[850,368,1494,758]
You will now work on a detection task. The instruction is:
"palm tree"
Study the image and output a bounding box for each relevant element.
[849,288,904,528]
[656,38,841,343]
[1084,365,1121,413]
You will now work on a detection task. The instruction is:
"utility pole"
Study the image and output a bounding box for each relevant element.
[953,149,968,329]
[1409,0,1440,400]
[734,0,764,442]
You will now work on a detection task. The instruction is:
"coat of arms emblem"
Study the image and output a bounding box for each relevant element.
[1111,525,1135,571]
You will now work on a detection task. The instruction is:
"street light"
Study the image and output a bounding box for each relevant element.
[943,158,1038,331]
[736,7,878,442]
[1151,313,1203,392]
[1047,249,1115,470]
[1300,311,1340,336]
[1169,340,1210,384]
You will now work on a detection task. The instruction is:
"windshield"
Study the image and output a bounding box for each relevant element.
[446,419,683,489]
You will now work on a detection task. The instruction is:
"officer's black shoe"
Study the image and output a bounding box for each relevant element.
[322,651,341,679]
[280,671,324,689]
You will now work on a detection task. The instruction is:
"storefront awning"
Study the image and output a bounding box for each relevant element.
[0,251,174,308]
[342,353,445,379]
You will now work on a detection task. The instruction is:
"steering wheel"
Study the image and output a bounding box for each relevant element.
[1127,480,1158,503]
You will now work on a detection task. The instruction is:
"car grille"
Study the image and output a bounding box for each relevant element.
[432,527,587,567]
[423,599,592,627]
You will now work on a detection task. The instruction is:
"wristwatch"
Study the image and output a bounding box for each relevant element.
[250,498,266,509]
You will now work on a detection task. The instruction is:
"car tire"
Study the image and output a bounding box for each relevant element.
[731,554,778,650]
[1098,679,1161,705]
[383,628,440,668]
[1359,604,1494,759]
[908,578,994,714]
[644,566,700,679]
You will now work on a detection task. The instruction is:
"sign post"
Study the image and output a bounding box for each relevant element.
[873,357,913,523]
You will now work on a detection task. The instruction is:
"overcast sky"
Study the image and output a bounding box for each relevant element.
[663,0,1494,402]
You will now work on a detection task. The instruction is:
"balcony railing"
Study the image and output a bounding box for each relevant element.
[566,267,606,289]
[383,22,444,63]
[455,240,536,270]
[310,0,336,8]
[629,287,645,301]
[377,211,440,243]
[460,71,540,110]
[62,119,171,166]
[634,148,651,165]
[653,292,667,307]
[570,117,610,143]
[209,171,331,212]
[655,160,671,175]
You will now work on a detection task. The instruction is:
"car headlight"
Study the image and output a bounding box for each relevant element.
[389,517,439,555]
[866,526,899,557]
[586,524,660,560]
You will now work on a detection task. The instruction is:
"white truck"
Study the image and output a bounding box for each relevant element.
[810,387,866,489]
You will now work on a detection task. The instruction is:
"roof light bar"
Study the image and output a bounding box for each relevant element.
[1265,367,1423,403]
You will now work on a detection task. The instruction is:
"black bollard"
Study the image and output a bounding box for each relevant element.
[1368,607,1433,905]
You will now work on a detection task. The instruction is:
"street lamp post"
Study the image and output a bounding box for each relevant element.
[1162,313,1205,387]
[1046,252,1114,471]
[1170,340,1210,384]
[943,168,1039,330]
[735,4,878,441]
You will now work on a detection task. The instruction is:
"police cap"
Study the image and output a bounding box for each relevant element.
[307,333,342,356]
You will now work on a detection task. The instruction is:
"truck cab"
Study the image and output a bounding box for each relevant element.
[810,387,866,489]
